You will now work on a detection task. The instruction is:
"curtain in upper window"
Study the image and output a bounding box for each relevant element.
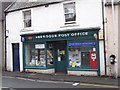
[64,2,76,23]
[23,10,31,28]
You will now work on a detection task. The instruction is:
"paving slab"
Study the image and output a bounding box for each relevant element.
[2,70,119,86]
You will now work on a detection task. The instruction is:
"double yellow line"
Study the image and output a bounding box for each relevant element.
[80,83,120,88]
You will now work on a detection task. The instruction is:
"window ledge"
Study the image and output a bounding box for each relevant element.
[20,28,34,32]
[24,66,47,69]
[67,68,98,71]
[60,23,80,28]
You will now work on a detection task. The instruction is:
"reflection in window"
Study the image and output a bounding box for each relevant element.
[69,47,81,68]
[68,41,97,69]
[23,10,31,28]
[64,2,76,22]
[47,43,54,66]
[35,49,46,66]
[25,44,35,66]
[81,52,90,68]
[25,44,46,67]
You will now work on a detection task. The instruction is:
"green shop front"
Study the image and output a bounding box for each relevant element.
[21,28,100,76]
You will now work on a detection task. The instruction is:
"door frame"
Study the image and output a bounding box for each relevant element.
[53,41,67,73]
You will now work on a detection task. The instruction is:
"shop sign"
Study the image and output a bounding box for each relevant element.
[28,36,33,40]
[21,30,98,42]
[68,42,96,46]
[35,44,45,49]
[35,32,88,39]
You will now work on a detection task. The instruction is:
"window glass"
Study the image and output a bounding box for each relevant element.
[25,44,46,67]
[69,47,81,68]
[68,41,97,69]
[23,10,31,28]
[81,52,90,68]
[58,49,65,61]
[35,49,46,66]
[47,43,54,66]
[25,44,35,66]
[64,2,76,22]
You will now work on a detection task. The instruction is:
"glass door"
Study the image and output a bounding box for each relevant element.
[54,41,67,73]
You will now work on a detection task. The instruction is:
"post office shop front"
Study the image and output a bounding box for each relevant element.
[21,28,100,76]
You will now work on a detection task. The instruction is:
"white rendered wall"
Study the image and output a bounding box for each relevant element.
[6,11,22,71]
[118,6,120,77]
[105,5,118,77]
[6,0,104,75]
[20,0,103,34]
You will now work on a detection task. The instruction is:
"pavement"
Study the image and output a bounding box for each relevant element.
[2,70,120,86]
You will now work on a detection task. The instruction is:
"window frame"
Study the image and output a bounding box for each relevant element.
[63,2,76,24]
[68,41,98,70]
[24,43,47,68]
[23,10,32,28]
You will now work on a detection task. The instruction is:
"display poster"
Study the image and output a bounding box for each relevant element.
[35,44,45,49]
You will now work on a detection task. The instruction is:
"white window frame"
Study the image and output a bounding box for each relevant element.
[63,2,76,24]
[23,10,32,28]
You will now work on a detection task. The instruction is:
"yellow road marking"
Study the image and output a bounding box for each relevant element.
[80,83,120,88]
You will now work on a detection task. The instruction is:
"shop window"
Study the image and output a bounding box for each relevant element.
[68,41,97,69]
[69,47,81,68]
[23,10,31,28]
[63,2,76,23]
[25,44,46,67]
[47,43,54,66]
[35,49,46,66]
[81,52,90,68]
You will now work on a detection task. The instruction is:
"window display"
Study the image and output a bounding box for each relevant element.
[35,50,46,66]
[25,44,46,67]
[68,41,97,69]
[25,44,35,66]
[81,52,90,68]
[47,43,54,66]
[69,47,81,68]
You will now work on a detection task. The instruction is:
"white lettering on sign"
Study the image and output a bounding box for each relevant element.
[35,32,88,39]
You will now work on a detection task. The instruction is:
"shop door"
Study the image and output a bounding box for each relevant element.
[54,41,67,73]
[13,43,20,71]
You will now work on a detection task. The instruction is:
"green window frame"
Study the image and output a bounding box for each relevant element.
[24,43,47,68]
[67,40,98,70]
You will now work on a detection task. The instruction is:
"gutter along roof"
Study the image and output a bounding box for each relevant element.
[5,0,64,13]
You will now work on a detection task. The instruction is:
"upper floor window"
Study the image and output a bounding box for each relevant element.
[63,2,76,24]
[23,10,31,28]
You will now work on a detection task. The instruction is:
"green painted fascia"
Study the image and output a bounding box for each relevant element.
[23,42,26,69]
[67,68,98,71]
[97,40,100,76]
[24,65,54,69]
[22,30,99,43]
[47,65,54,68]
[66,41,69,69]
[24,66,47,69]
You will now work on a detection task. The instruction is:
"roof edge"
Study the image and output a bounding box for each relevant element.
[4,1,16,13]
[5,1,63,13]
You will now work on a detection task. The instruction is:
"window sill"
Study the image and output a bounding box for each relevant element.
[67,68,98,71]
[20,28,34,32]
[24,66,54,69]
[65,21,76,25]
[24,66,47,69]
[60,22,80,28]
